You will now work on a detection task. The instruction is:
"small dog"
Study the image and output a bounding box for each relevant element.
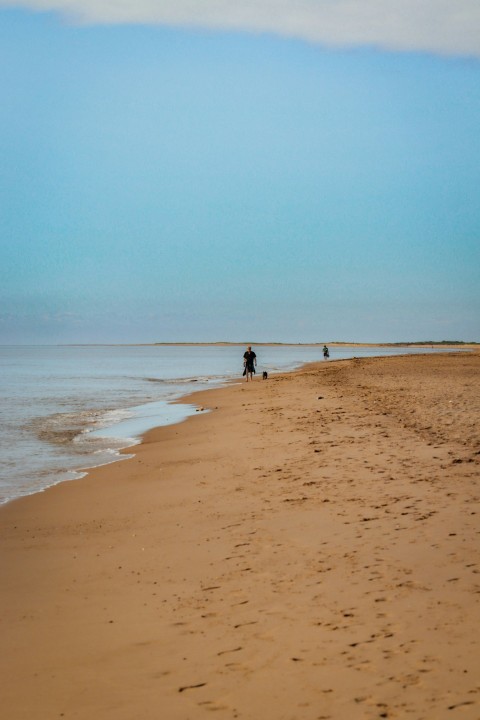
[262,371,268,380]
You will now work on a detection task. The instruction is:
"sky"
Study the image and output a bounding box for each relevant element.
[0,2,479,344]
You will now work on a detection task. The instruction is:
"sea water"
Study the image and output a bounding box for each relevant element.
[0,344,457,504]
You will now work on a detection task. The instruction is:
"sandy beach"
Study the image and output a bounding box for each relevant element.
[1,351,479,720]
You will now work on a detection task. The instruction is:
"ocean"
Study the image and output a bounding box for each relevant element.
[0,344,456,504]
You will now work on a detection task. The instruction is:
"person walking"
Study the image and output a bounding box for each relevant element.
[243,345,257,381]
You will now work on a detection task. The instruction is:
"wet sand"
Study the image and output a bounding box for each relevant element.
[1,351,479,719]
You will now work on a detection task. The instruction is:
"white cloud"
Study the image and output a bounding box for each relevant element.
[2,0,480,57]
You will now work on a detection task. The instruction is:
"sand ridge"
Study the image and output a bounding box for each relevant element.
[0,352,479,719]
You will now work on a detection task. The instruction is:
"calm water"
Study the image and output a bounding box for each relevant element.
[0,344,455,504]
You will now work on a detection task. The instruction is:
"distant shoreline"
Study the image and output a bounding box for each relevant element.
[153,341,479,348]
[50,341,479,348]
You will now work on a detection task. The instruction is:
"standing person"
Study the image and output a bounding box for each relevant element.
[323,345,329,359]
[243,345,257,381]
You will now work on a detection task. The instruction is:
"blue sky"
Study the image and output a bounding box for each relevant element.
[1,4,479,343]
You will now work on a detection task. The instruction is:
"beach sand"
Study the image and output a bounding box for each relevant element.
[1,352,479,719]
